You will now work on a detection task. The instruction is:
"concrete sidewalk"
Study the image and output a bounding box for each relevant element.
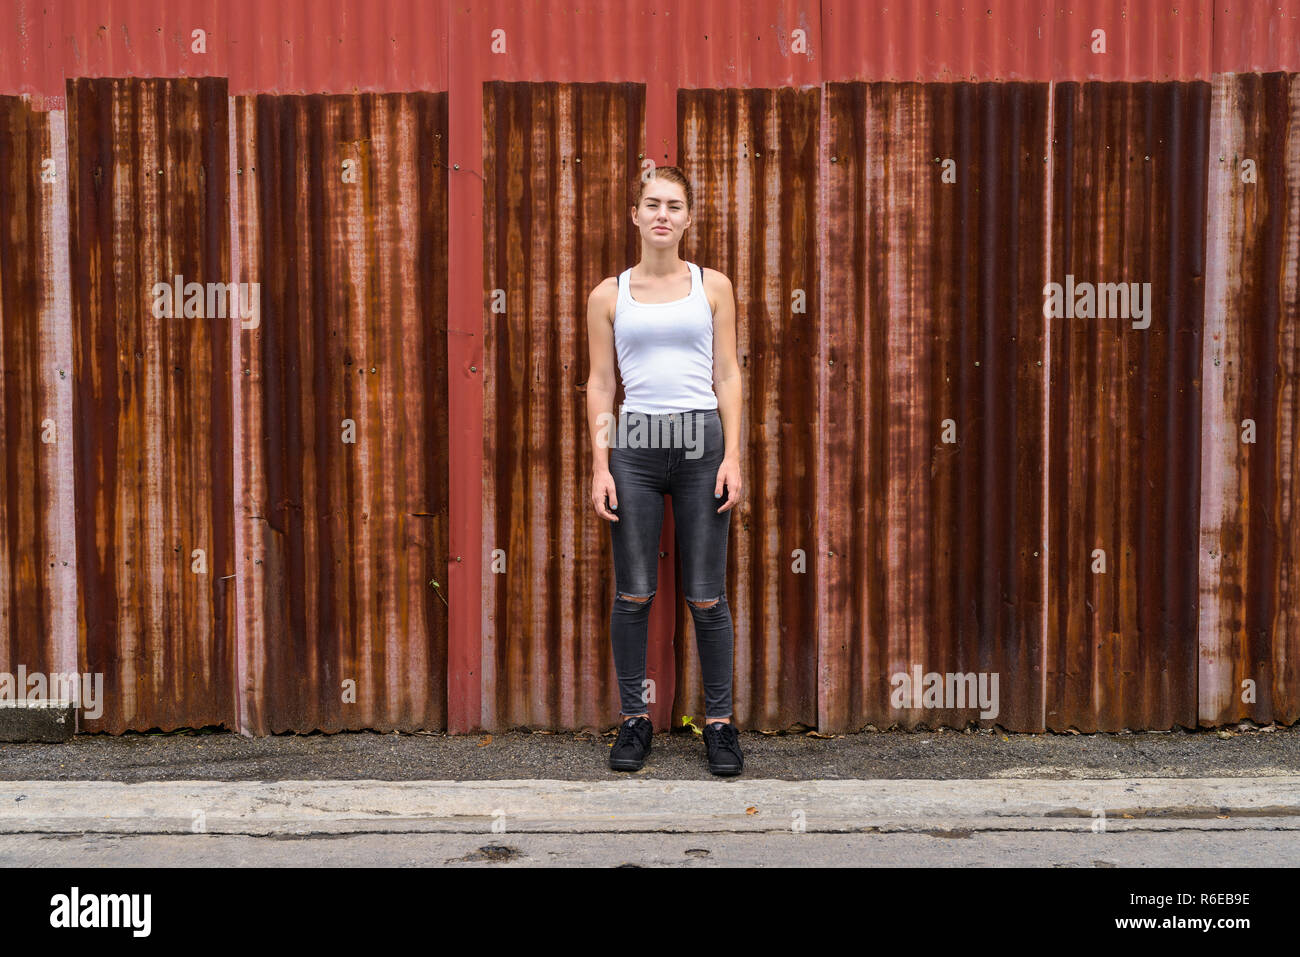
[2,777,1299,835]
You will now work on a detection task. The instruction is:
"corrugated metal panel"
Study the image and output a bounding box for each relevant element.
[0,96,77,695]
[481,81,645,729]
[11,0,1281,96]
[0,1,1291,90]
[0,0,449,98]
[67,77,236,731]
[822,0,1213,82]
[1213,2,1300,75]
[1046,80,1210,731]
[222,0,448,95]
[232,92,449,733]
[678,88,821,729]
[819,82,1050,732]
[1199,72,1300,727]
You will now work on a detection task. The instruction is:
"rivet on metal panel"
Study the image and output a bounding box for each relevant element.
[470,365,477,372]
[454,163,460,169]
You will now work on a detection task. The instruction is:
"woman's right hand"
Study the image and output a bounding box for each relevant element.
[592,469,619,522]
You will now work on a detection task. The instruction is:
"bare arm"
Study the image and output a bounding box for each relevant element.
[705,269,744,510]
[586,277,620,520]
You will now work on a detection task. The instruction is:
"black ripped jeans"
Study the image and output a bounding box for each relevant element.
[605,408,734,720]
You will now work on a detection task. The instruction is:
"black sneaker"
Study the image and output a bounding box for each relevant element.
[703,721,743,776]
[608,716,653,771]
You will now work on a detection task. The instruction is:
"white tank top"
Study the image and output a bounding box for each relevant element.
[614,261,719,415]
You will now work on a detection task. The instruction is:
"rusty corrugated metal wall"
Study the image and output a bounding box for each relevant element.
[1199,72,1300,728]
[819,81,1052,732]
[2,0,1300,734]
[482,82,643,729]
[678,88,822,730]
[232,93,449,734]
[67,77,236,732]
[0,95,76,694]
[1046,80,1210,731]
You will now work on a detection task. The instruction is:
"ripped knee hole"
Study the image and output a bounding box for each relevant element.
[688,597,721,608]
[617,592,653,603]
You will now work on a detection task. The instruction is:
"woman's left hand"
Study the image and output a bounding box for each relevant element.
[714,455,743,513]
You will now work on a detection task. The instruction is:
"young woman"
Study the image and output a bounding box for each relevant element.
[585,166,744,776]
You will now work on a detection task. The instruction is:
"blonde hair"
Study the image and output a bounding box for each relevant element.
[632,165,694,213]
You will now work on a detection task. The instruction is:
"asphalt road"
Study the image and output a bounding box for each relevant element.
[0,724,1296,782]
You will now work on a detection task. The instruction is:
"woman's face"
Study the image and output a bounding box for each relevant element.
[632,182,690,246]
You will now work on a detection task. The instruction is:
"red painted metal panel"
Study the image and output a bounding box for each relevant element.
[823,0,1213,82]
[66,77,236,731]
[231,92,449,733]
[445,1,482,734]
[0,0,448,98]
[1213,1,1300,75]
[6,1,1300,98]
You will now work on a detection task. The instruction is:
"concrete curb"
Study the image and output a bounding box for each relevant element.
[0,702,76,742]
[1,777,1299,835]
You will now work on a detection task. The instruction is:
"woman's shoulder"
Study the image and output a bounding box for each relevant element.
[588,274,620,301]
[586,275,621,321]
[696,265,733,312]
[697,264,733,288]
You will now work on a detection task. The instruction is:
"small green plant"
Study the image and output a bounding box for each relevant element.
[681,715,702,735]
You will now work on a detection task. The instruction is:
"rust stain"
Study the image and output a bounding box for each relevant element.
[1046,80,1209,731]
[0,97,75,687]
[482,81,644,729]
[66,77,235,731]
[821,82,1050,733]
[233,92,449,733]
[1198,72,1300,727]
[678,87,821,730]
